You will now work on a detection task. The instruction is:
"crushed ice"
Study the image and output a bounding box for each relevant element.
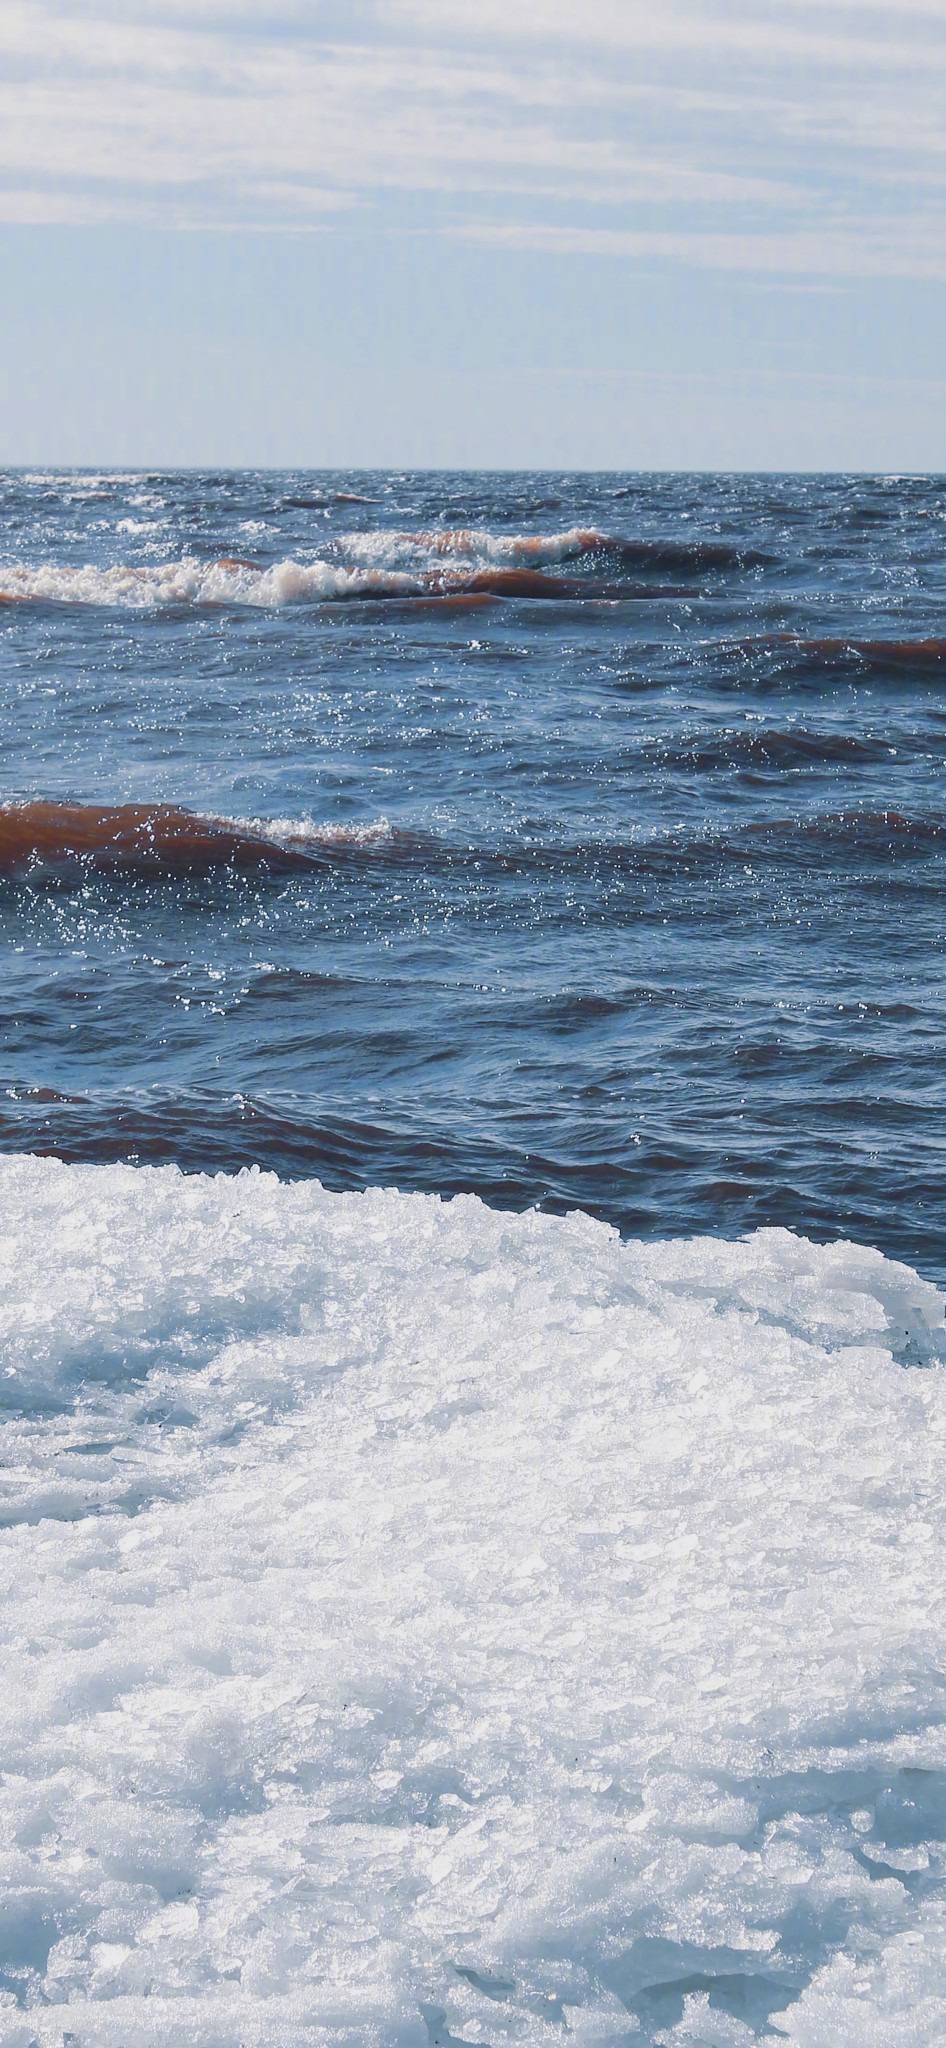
[0,1157,944,2045]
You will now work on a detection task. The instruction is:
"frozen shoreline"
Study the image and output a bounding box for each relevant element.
[0,1155,943,2043]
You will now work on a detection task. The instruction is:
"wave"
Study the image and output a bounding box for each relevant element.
[0,802,409,876]
[0,526,773,611]
[742,633,946,672]
[431,809,946,873]
[0,556,596,608]
[738,806,946,850]
[339,525,606,566]
[0,559,424,608]
[282,491,379,508]
[2,800,942,884]
[658,726,903,772]
[612,535,776,571]
[459,810,946,878]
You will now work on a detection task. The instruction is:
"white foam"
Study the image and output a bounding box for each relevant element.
[0,528,605,610]
[0,1156,943,2043]
[18,473,149,489]
[0,559,421,608]
[339,525,605,568]
[232,812,395,851]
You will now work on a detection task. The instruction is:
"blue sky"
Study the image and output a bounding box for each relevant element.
[2,0,945,468]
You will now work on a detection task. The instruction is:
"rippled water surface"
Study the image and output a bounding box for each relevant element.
[1,468,944,1274]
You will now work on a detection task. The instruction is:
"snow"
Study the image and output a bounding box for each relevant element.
[0,1155,943,2045]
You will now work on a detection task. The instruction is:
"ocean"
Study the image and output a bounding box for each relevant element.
[0,469,944,2045]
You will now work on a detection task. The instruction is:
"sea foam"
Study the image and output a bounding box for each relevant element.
[0,1156,944,2044]
[0,559,422,608]
[0,530,608,610]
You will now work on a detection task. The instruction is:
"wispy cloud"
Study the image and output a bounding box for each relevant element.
[3,0,945,276]
[461,218,946,282]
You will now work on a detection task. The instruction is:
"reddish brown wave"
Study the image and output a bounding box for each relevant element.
[465,568,576,598]
[460,567,641,600]
[773,635,946,666]
[0,803,320,876]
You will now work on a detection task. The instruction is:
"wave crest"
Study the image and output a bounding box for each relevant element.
[0,802,404,875]
[0,559,426,609]
[0,525,752,610]
[3,800,942,884]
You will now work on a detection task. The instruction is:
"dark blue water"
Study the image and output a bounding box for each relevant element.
[1,469,944,1275]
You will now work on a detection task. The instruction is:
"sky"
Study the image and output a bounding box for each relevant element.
[2,0,946,469]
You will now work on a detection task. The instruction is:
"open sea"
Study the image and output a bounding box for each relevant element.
[1,468,944,1271]
[1,471,945,2046]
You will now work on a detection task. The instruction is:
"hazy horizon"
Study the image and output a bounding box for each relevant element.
[10,460,946,477]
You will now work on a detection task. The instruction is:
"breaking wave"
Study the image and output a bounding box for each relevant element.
[2,800,942,885]
[338,523,607,566]
[0,559,425,609]
[0,526,775,610]
[0,802,405,876]
[0,556,599,608]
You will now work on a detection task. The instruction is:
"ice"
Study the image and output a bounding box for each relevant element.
[0,1155,944,2044]
[773,1904,946,2045]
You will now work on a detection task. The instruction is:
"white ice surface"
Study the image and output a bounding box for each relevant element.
[0,1157,944,2046]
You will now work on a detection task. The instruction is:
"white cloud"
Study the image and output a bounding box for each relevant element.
[460,216,946,281]
[391,0,946,68]
[2,0,945,278]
